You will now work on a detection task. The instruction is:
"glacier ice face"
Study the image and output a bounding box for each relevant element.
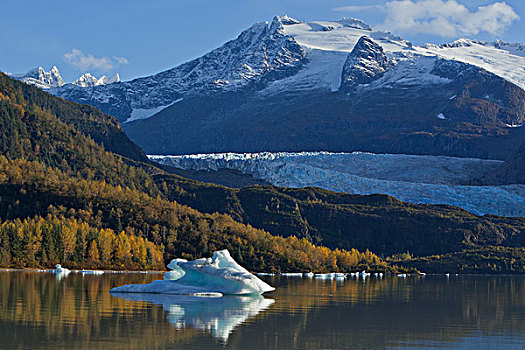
[111,250,275,295]
[113,293,274,342]
[150,152,525,217]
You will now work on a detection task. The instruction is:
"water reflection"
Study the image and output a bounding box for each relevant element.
[114,293,274,341]
[2,271,525,349]
[54,270,70,281]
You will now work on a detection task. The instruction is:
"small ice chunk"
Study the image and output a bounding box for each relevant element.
[281,273,303,277]
[81,270,104,275]
[111,250,275,295]
[437,113,445,119]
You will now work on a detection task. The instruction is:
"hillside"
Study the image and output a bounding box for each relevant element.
[154,174,525,257]
[480,140,525,185]
[0,72,384,272]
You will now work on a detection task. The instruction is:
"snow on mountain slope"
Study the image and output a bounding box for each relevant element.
[275,18,525,91]
[126,98,183,123]
[419,39,525,90]
[259,17,525,97]
[150,152,525,217]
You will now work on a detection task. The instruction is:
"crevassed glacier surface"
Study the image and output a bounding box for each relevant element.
[111,250,275,296]
[150,152,525,217]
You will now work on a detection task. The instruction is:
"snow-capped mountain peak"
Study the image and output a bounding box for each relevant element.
[43,15,525,128]
[73,73,120,87]
[11,66,65,89]
[11,66,120,89]
[340,36,389,91]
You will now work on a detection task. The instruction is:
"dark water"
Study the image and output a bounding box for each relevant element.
[2,271,525,349]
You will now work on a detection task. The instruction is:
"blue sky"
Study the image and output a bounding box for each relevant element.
[1,0,523,82]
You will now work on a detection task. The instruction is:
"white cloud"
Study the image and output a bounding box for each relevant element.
[334,1,519,37]
[63,49,129,72]
[113,56,129,65]
[378,0,519,37]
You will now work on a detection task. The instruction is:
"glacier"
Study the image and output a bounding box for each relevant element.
[150,152,525,217]
[112,293,274,342]
[111,250,275,296]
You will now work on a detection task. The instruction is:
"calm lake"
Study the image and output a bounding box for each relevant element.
[2,271,525,349]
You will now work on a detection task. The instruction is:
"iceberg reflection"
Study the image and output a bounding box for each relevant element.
[113,293,274,341]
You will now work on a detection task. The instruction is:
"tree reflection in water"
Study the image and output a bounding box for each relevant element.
[2,271,525,349]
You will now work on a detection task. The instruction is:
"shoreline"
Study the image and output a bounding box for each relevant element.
[0,267,165,274]
[2,268,525,277]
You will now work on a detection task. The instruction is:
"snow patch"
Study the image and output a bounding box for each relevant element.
[126,99,183,123]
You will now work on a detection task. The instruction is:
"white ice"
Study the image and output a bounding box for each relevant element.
[81,270,104,275]
[111,250,275,295]
[51,264,71,280]
[51,264,70,274]
[281,273,303,277]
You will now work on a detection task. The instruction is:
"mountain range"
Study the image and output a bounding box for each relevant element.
[10,66,120,89]
[14,15,519,164]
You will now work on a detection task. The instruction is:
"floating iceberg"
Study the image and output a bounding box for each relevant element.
[281,273,303,277]
[113,293,274,341]
[51,264,70,274]
[111,250,275,296]
[80,270,104,275]
[51,264,70,281]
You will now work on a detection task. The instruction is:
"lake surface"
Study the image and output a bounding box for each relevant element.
[2,271,525,349]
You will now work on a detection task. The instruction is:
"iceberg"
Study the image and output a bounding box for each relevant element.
[113,293,274,342]
[111,250,275,296]
[80,270,104,275]
[51,264,71,281]
[51,264,70,274]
